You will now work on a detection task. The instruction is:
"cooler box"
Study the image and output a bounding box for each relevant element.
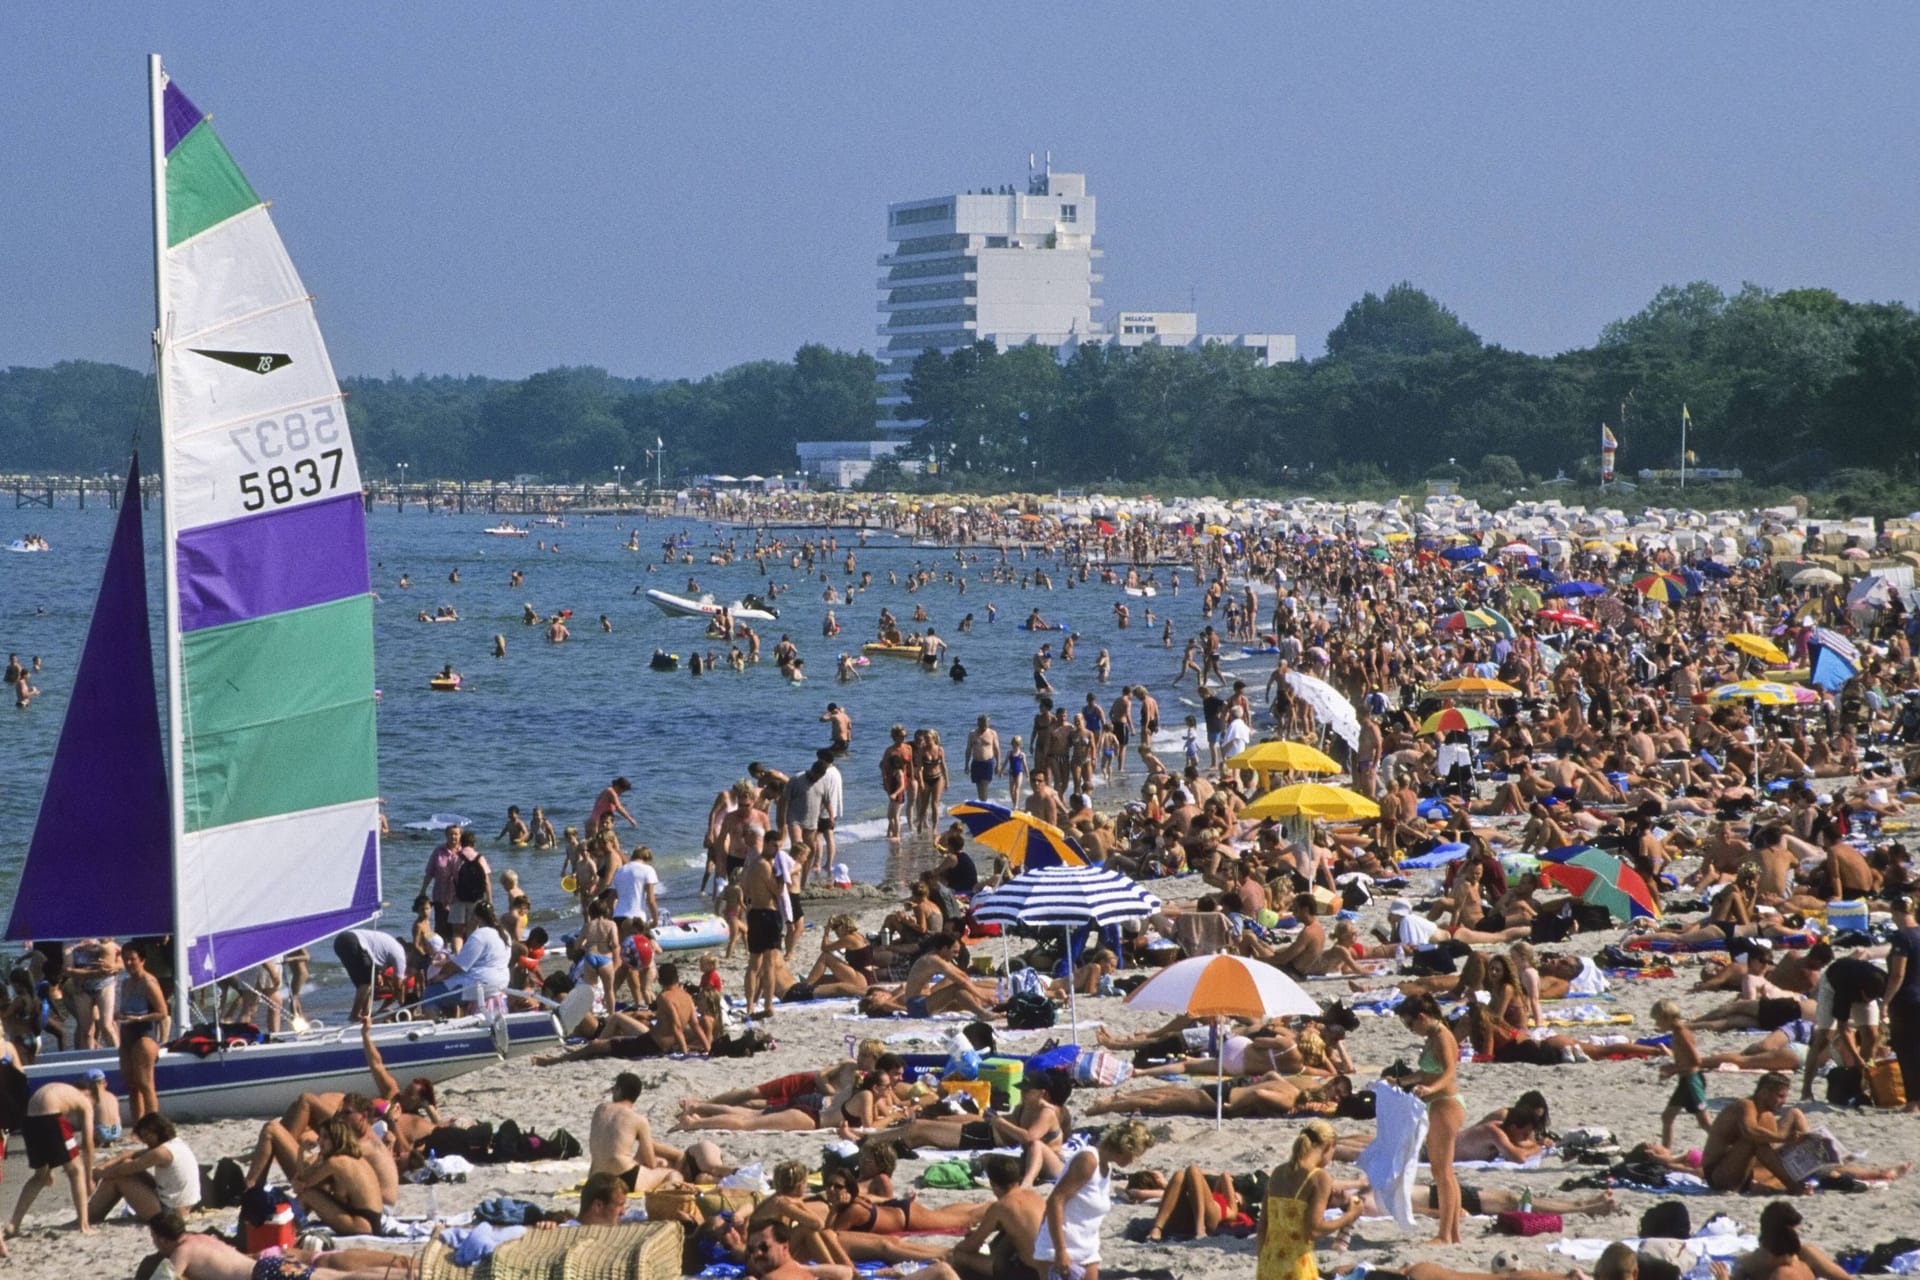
[978,1057,1024,1110]
[1827,900,1868,934]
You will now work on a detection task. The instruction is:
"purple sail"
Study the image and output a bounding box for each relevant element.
[5,461,172,943]
[163,81,203,155]
[184,833,379,981]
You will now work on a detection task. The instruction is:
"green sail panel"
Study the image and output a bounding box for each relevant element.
[166,121,260,247]
[179,596,377,831]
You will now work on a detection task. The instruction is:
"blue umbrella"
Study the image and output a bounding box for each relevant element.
[1547,580,1606,598]
[1440,545,1484,563]
[1697,561,1735,579]
[1519,566,1560,584]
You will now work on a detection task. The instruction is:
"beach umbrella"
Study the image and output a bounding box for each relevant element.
[972,866,1163,1040]
[1284,673,1361,750]
[1535,608,1596,631]
[1707,680,1800,706]
[1792,567,1843,588]
[1418,706,1497,735]
[948,801,1088,872]
[1223,741,1340,776]
[1547,580,1606,599]
[1241,782,1380,822]
[1435,608,1501,634]
[1497,541,1537,558]
[1125,954,1320,1127]
[1697,560,1735,579]
[1429,676,1519,697]
[1633,572,1690,603]
[1538,847,1660,921]
[1726,633,1790,665]
[1518,566,1560,584]
[1439,545,1484,563]
[1507,583,1542,611]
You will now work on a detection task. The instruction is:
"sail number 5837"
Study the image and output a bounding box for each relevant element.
[240,450,344,511]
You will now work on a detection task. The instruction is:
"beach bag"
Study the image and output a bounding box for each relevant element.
[1825,1065,1870,1109]
[1869,1059,1907,1109]
[1495,1211,1563,1237]
[1006,992,1056,1030]
[1072,1049,1131,1088]
[1638,1201,1691,1239]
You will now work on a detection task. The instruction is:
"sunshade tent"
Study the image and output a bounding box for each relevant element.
[948,801,1087,872]
[1125,954,1320,1127]
[1241,782,1380,822]
[1538,846,1659,920]
[1726,633,1789,665]
[1418,706,1497,735]
[971,865,1162,1040]
[1223,741,1340,775]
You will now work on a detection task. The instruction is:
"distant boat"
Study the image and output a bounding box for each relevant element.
[5,537,50,553]
[10,58,557,1119]
[483,523,529,537]
[643,588,778,621]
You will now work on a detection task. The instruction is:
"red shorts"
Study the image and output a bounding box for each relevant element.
[761,1071,820,1107]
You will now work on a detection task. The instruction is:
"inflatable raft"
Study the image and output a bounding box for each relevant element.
[861,642,924,658]
[654,914,731,952]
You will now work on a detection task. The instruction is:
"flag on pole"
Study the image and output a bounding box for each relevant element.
[1682,404,1692,431]
[656,437,664,449]
[1599,423,1617,483]
[1601,425,1618,450]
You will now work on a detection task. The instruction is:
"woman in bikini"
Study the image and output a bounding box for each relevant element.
[1390,994,1465,1245]
[803,915,876,997]
[822,1167,990,1235]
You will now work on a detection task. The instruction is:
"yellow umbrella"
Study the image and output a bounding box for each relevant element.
[1726,633,1789,665]
[1224,741,1340,775]
[1430,676,1520,695]
[1242,783,1379,822]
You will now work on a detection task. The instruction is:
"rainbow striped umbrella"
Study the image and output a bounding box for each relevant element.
[1634,572,1690,602]
[1419,706,1497,735]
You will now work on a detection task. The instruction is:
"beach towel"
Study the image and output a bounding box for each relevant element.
[1542,1007,1634,1027]
[1568,956,1610,996]
[1355,1083,1427,1230]
[1400,843,1469,869]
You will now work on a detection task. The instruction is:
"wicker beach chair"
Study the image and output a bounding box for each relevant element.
[413,1221,682,1280]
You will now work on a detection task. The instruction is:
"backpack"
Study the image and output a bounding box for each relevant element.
[1826,1065,1870,1109]
[1005,991,1056,1030]
[454,853,487,901]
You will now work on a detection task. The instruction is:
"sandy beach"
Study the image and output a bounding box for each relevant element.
[10,852,1917,1280]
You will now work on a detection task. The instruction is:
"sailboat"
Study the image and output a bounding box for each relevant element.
[6,57,558,1119]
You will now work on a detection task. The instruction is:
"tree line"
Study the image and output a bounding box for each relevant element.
[2,282,1916,493]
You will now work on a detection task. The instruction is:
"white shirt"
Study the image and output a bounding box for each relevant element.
[153,1138,202,1209]
[347,929,408,977]
[1221,717,1253,757]
[771,850,798,921]
[611,860,659,921]
[451,927,511,994]
[815,763,844,822]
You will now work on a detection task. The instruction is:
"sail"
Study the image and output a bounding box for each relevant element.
[159,76,380,985]
[5,464,172,943]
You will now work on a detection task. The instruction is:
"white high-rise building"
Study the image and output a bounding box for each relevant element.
[876,167,1103,430]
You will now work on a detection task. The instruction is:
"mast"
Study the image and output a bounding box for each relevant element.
[150,53,192,1024]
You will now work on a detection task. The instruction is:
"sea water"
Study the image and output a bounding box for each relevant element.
[0,504,1209,956]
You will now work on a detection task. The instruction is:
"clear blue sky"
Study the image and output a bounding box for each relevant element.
[5,4,1917,380]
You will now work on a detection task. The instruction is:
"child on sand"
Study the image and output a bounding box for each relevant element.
[1654,998,1711,1147]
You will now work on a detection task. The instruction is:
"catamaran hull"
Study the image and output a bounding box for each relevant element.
[23,1010,559,1121]
[642,589,777,621]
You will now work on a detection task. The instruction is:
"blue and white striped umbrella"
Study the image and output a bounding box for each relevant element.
[972,865,1163,928]
[972,865,1162,1041]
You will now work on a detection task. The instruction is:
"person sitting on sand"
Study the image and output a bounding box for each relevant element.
[87,1113,201,1225]
[1120,1165,1255,1242]
[590,1072,688,1194]
[1454,1091,1553,1162]
[290,1116,385,1235]
[1730,1200,1854,1280]
[873,1069,1074,1188]
[856,934,998,1019]
[948,1155,1047,1280]
[1700,1072,1910,1193]
[534,961,710,1063]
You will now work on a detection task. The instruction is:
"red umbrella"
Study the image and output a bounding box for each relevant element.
[1536,608,1597,630]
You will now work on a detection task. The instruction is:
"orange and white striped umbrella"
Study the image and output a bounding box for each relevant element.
[1125,953,1320,1020]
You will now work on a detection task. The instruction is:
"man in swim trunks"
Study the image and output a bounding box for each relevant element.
[1701,1073,1809,1194]
[591,1072,685,1193]
[8,1079,94,1233]
[744,835,785,1019]
[950,1155,1046,1280]
[965,715,1000,801]
[881,726,915,838]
